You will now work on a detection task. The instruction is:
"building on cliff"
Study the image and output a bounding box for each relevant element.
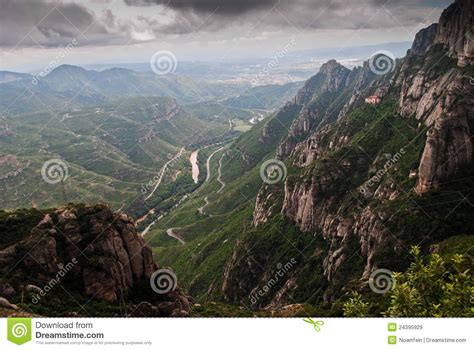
[365,95,381,104]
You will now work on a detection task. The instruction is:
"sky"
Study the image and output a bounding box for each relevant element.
[0,0,453,72]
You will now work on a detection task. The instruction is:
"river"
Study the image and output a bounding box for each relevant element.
[189,150,199,184]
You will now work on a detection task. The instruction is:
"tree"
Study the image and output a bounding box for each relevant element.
[342,292,369,317]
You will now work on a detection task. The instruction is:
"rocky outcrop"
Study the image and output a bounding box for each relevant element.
[163,98,184,119]
[335,62,378,120]
[259,77,320,149]
[414,74,473,193]
[317,60,352,91]
[277,60,352,158]
[435,0,473,66]
[395,0,474,193]
[252,185,279,227]
[404,0,474,192]
[396,57,473,194]
[410,23,438,56]
[0,204,192,316]
[0,297,18,310]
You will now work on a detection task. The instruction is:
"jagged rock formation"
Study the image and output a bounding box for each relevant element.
[0,204,192,316]
[163,98,184,119]
[410,23,439,56]
[413,72,473,193]
[252,185,279,227]
[277,60,353,158]
[395,1,473,193]
[435,0,473,66]
[248,0,473,303]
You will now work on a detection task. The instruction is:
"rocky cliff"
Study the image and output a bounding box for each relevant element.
[435,0,473,66]
[409,23,439,57]
[397,0,474,193]
[0,204,192,316]
[249,0,474,303]
[277,60,354,158]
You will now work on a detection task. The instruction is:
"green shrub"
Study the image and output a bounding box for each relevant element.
[343,246,473,317]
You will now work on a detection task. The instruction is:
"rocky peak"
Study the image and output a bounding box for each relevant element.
[319,59,339,72]
[318,59,351,92]
[318,59,347,77]
[276,60,352,158]
[0,205,192,316]
[409,23,438,56]
[434,0,473,66]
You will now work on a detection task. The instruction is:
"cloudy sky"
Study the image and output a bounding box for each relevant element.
[0,0,452,71]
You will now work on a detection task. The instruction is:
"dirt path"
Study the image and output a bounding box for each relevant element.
[166,228,185,244]
[205,147,224,182]
[198,196,210,214]
[198,147,225,214]
[216,154,226,193]
[144,147,185,201]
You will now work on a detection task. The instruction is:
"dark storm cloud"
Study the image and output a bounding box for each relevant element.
[0,0,123,48]
[124,0,453,17]
[125,0,453,33]
[370,0,451,7]
[123,0,280,15]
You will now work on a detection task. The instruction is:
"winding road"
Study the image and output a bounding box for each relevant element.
[197,197,210,214]
[205,147,224,182]
[197,147,225,214]
[144,147,185,201]
[216,153,226,194]
[166,228,185,245]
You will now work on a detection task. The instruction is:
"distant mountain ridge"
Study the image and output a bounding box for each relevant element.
[0,71,31,84]
[0,64,245,115]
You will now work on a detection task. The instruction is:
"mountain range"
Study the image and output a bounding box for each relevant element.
[0,0,472,317]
